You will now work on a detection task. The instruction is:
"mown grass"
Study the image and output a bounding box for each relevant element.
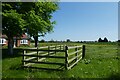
[2,42,120,79]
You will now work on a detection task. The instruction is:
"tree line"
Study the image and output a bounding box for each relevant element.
[34,37,109,43]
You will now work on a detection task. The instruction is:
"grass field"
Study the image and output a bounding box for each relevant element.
[2,42,120,79]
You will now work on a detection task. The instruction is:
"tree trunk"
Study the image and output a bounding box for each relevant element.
[8,38,14,55]
[33,36,38,47]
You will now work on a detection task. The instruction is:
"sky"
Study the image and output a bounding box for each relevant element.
[39,2,118,41]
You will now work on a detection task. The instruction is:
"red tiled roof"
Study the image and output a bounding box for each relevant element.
[0,32,7,38]
[0,34,7,38]
[2,35,7,38]
[21,33,28,39]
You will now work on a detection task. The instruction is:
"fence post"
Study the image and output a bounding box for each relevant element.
[48,46,50,55]
[55,45,56,54]
[60,45,61,50]
[22,50,26,66]
[75,47,78,62]
[37,47,39,61]
[65,46,68,70]
[82,45,85,59]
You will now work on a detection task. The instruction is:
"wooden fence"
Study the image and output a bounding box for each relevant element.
[22,45,85,70]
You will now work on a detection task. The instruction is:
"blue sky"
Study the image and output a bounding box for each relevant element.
[39,2,118,41]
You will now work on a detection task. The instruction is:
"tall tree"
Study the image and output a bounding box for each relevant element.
[15,2,58,47]
[24,2,59,47]
[2,3,26,54]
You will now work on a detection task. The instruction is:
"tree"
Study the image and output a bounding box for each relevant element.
[103,37,108,42]
[2,3,26,55]
[2,2,59,54]
[66,39,70,42]
[24,2,59,47]
[98,38,102,42]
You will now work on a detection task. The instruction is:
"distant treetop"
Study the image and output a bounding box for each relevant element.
[98,37,108,42]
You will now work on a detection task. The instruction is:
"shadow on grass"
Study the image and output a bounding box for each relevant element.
[9,63,23,71]
[2,48,23,59]
[108,72,120,79]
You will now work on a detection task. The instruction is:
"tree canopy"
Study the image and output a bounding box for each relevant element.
[24,2,58,37]
[2,3,26,38]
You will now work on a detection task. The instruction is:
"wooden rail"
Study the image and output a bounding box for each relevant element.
[22,45,85,70]
[64,45,85,70]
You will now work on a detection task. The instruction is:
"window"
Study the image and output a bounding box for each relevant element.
[0,38,6,44]
[20,40,28,44]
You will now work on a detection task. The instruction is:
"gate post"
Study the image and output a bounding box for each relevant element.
[82,45,85,59]
[65,46,68,70]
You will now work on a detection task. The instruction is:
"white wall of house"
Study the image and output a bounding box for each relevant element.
[20,39,28,44]
[0,38,6,44]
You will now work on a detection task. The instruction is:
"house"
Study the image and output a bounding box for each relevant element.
[0,33,30,47]
[0,34,8,46]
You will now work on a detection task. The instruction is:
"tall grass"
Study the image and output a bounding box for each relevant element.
[2,42,120,79]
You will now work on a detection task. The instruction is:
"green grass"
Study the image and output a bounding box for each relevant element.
[2,42,120,79]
